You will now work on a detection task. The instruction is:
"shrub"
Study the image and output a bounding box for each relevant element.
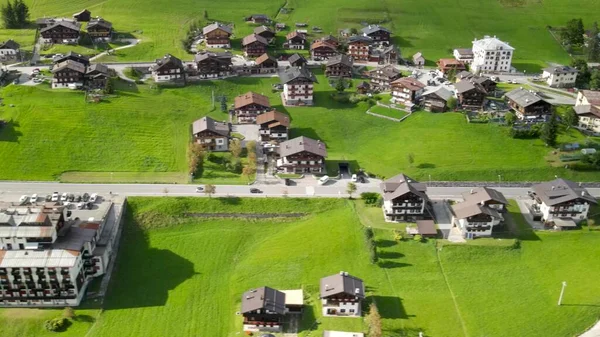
[369,242,378,264]
[510,126,540,139]
[413,234,423,242]
[44,318,68,332]
[392,229,403,241]
[361,192,380,206]
[364,227,374,240]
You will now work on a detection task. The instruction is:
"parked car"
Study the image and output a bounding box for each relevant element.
[82,193,90,202]
[195,186,204,192]
[250,188,262,194]
[285,178,292,186]
[318,175,330,185]
[33,78,43,83]
[351,174,358,182]
[89,193,98,203]
[68,194,75,202]
[51,192,59,202]
[45,194,52,202]
[77,202,85,210]
[30,193,38,202]
[86,202,94,210]
[75,195,82,202]
[19,195,29,203]
[60,193,68,202]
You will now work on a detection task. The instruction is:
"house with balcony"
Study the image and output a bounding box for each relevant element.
[203,22,232,48]
[325,54,353,78]
[194,51,232,78]
[390,77,426,104]
[347,36,372,63]
[242,34,269,57]
[368,44,399,64]
[253,53,278,74]
[280,66,318,106]
[254,25,275,42]
[285,31,306,50]
[233,91,271,124]
[575,90,600,134]
[320,272,364,317]
[504,88,552,120]
[0,40,20,62]
[241,286,286,332]
[191,116,230,152]
[531,178,597,225]
[380,173,433,222]
[256,111,290,143]
[40,20,81,44]
[455,79,487,110]
[51,60,86,89]
[361,25,391,44]
[471,35,514,73]
[54,51,89,67]
[150,54,185,83]
[85,64,110,89]
[87,18,113,42]
[437,58,466,74]
[277,136,327,173]
[368,65,401,91]
[453,48,473,63]
[288,53,307,67]
[421,87,453,112]
[310,40,338,60]
[451,187,508,238]
[542,65,578,88]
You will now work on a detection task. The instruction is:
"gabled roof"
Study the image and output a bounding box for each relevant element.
[416,220,437,235]
[326,54,352,67]
[73,9,90,17]
[461,187,508,205]
[152,54,183,71]
[580,90,600,106]
[347,35,372,44]
[51,60,86,74]
[0,39,19,50]
[202,22,232,35]
[457,71,473,79]
[241,286,286,315]
[370,64,400,79]
[438,58,464,67]
[255,53,277,66]
[191,116,229,137]
[504,88,546,107]
[472,35,514,51]
[320,272,365,299]
[86,63,109,75]
[543,65,578,75]
[54,51,89,65]
[574,104,600,118]
[254,25,274,36]
[311,40,336,51]
[280,66,318,84]
[234,91,270,109]
[391,77,425,91]
[361,25,391,35]
[319,34,339,44]
[242,33,268,46]
[286,31,305,41]
[422,86,453,101]
[256,110,290,128]
[454,79,486,94]
[454,48,473,56]
[412,52,423,60]
[87,18,112,30]
[532,178,597,206]
[452,201,502,220]
[380,173,428,201]
[279,136,327,157]
[288,53,306,65]
[194,51,233,63]
[40,20,81,33]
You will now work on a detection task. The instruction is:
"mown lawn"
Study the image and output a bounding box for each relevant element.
[368,105,409,119]
[1,197,600,337]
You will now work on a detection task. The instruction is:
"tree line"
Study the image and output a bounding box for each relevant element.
[560,19,600,62]
[1,0,29,29]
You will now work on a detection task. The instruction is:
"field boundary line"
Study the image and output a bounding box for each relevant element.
[435,244,469,337]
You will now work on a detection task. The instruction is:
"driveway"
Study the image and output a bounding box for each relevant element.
[430,199,453,238]
[231,124,259,147]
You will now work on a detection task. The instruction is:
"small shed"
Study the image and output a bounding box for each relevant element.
[552,218,577,230]
[581,148,597,155]
[281,289,304,314]
[406,220,437,237]
[412,52,425,67]
[73,9,91,22]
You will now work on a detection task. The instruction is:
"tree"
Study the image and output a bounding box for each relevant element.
[104,78,114,94]
[63,307,75,319]
[13,0,28,27]
[219,96,227,113]
[583,150,600,168]
[407,153,414,167]
[1,0,29,28]
[563,107,579,129]
[246,140,257,154]
[229,139,242,158]
[187,142,205,175]
[447,96,457,110]
[242,164,256,182]
[590,69,600,90]
[563,18,585,46]
[335,78,346,93]
[204,184,216,198]
[203,9,208,19]
[349,27,358,35]
[504,111,516,126]
[446,68,456,82]
[587,22,600,62]
[1,1,15,28]
[540,112,558,147]
[571,58,591,88]
[346,182,357,199]
[365,303,383,337]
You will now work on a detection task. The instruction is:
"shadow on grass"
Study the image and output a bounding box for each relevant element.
[102,207,197,309]
[218,196,242,205]
[72,314,95,323]
[377,260,412,269]
[371,295,413,319]
[506,207,541,241]
[0,120,22,142]
[375,239,397,247]
[295,303,318,333]
[377,251,404,259]
[417,163,436,169]
[288,127,322,141]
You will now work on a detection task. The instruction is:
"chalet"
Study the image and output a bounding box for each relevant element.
[242,34,268,57]
[203,22,232,48]
[40,21,81,44]
[36,18,76,29]
[575,90,600,134]
[275,23,286,31]
[453,48,473,63]
[325,54,353,78]
[437,58,466,74]
[356,81,371,94]
[421,87,453,112]
[542,65,578,88]
[54,51,89,67]
[531,178,597,225]
[347,36,372,63]
[254,25,275,42]
[87,18,113,41]
[452,187,508,238]
[380,173,433,222]
[471,75,497,92]
[150,54,185,83]
[390,77,426,104]
[320,272,365,317]
[72,9,91,22]
[285,31,306,50]
[412,52,425,67]
[194,51,232,78]
[361,25,391,44]
[253,53,278,74]
[319,35,339,48]
[288,53,307,67]
[277,136,327,173]
[256,110,290,143]
[310,40,338,60]
[368,65,402,90]
[51,60,86,89]
[234,91,271,123]
[456,71,473,81]
[455,79,487,109]
[280,66,318,106]
[191,116,230,152]
[85,63,110,89]
[504,88,552,120]
[0,40,20,62]
[241,287,286,332]
[369,44,399,64]
[246,14,270,24]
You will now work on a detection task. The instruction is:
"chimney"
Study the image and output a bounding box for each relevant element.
[344,272,348,276]
[525,99,529,103]
[339,271,344,275]
[582,191,586,196]
[355,288,360,294]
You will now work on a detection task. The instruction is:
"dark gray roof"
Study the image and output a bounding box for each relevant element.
[241,287,286,314]
[87,18,112,30]
[40,20,81,33]
[326,54,352,67]
[457,71,473,79]
[532,178,597,206]
[461,187,508,205]
[380,173,428,201]
[53,227,97,251]
[0,39,19,50]
[279,136,327,157]
[54,51,89,64]
[191,116,229,137]
[51,60,86,74]
[194,51,232,63]
[320,272,365,299]
[86,63,109,75]
[152,54,183,71]
[348,35,372,44]
[454,79,486,94]
[543,65,578,75]
[203,22,232,35]
[504,88,545,107]
[288,53,306,65]
[422,86,453,101]
[370,65,400,79]
[361,25,391,35]
[254,25,273,35]
[280,66,318,84]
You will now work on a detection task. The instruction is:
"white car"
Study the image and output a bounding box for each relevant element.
[30,194,38,202]
[51,192,59,202]
[77,202,85,209]
[318,175,330,185]
[351,174,358,182]
[61,193,68,202]
[90,193,98,203]
[19,195,29,203]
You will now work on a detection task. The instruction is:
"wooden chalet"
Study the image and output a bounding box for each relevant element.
[347,36,372,63]
[203,22,232,48]
[454,79,487,109]
[310,40,338,60]
[191,116,230,152]
[505,88,552,120]
[194,51,232,78]
[277,136,327,173]
[325,54,353,78]
[87,18,113,41]
[242,34,268,57]
[285,31,306,50]
[361,25,391,44]
[150,54,185,82]
[256,111,290,143]
[234,91,271,123]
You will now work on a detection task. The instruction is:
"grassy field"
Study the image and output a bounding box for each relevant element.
[1,197,600,337]
[368,105,409,119]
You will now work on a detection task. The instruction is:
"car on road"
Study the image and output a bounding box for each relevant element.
[318,175,330,185]
[250,188,262,194]
[33,78,43,83]
[51,192,59,202]
[30,194,38,202]
[19,195,29,203]
[12,78,19,84]
[351,174,358,182]
[90,193,98,203]
[60,193,68,202]
[195,186,204,192]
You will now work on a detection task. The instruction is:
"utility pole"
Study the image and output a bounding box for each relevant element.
[557,281,567,306]
[211,89,215,109]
